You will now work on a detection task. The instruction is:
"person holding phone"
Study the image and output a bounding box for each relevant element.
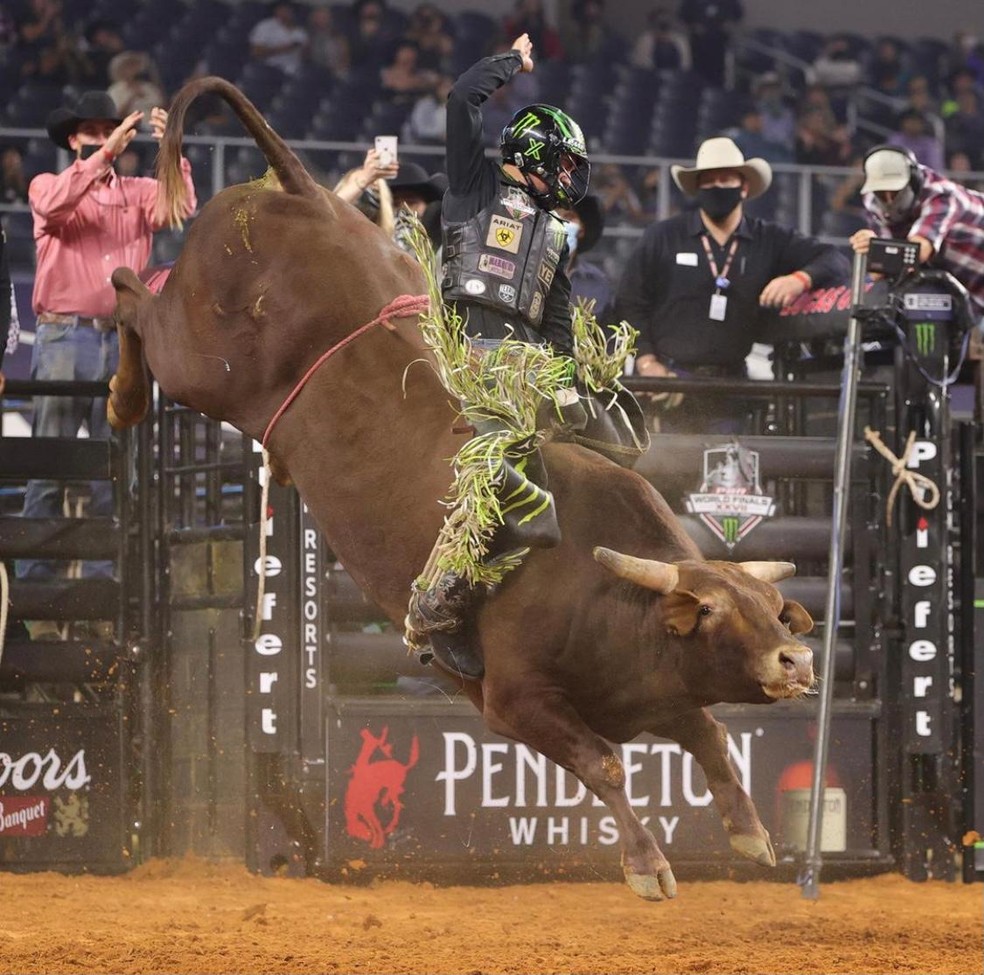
[17,91,196,639]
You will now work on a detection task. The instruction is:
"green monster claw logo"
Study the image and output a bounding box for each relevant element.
[914,321,935,356]
[721,515,740,546]
[525,137,545,160]
[511,111,541,139]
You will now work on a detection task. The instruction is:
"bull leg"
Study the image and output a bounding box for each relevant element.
[650,708,775,867]
[485,683,676,901]
[108,268,153,429]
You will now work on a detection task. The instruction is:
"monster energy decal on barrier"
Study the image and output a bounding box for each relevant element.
[914,321,936,357]
[685,442,776,551]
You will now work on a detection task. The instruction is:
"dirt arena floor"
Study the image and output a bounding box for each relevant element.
[0,857,981,974]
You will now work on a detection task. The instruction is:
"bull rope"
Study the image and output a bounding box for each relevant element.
[863,426,940,527]
[260,293,430,448]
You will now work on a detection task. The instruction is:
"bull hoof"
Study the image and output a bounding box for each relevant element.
[623,865,678,901]
[730,831,776,867]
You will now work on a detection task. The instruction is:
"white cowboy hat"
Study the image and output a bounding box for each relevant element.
[671,137,773,200]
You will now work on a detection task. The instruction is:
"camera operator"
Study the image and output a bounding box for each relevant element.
[850,145,984,326]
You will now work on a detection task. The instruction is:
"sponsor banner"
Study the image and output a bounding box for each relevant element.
[298,501,325,764]
[0,711,125,866]
[325,705,874,866]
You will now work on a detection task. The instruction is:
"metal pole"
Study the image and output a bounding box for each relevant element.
[799,250,868,899]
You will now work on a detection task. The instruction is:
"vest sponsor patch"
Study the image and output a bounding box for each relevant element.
[501,188,537,220]
[538,262,556,289]
[497,284,517,303]
[478,254,517,279]
[529,292,543,321]
[464,278,487,295]
[487,215,523,254]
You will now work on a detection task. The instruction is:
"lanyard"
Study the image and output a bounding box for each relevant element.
[700,234,739,293]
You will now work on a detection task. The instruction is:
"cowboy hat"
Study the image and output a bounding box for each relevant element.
[46,91,123,150]
[671,137,772,200]
[571,194,603,254]
[388,161,447,203]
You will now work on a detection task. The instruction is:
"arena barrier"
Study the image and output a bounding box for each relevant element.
[1,279,981,885]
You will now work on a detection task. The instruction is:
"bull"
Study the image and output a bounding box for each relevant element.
[109,77,815,901]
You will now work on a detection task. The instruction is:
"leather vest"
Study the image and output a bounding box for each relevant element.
[442,184,567,329]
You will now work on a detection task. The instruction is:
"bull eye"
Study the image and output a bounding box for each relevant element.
[779,612,791,627]
[698,604,712,617]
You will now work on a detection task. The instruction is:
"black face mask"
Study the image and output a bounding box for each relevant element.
[696,185,743,220]
[78,143,106,161]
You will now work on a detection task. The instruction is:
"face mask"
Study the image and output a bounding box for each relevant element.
[563,219,580,256]
[696,185,743,220]
[876,184,916,223]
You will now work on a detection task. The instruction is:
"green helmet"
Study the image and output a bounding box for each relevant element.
[500,103,590,209]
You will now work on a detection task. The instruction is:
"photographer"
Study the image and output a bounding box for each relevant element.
[850,145,984,324]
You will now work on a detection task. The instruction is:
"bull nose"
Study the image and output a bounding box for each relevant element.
[778,646,814,685]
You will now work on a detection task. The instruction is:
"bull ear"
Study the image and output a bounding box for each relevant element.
[593,547,679,594]
[738,561,797,583]
[662,590,701,637]
[782,599,814,635]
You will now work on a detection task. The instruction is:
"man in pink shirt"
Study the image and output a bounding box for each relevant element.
[18,90,196,632]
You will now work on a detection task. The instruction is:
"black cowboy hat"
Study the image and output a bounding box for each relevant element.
[388,161,447,203]
[572,194,603,254]
[46,91,123,150]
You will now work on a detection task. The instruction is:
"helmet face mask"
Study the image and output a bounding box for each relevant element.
[501,104,590,209]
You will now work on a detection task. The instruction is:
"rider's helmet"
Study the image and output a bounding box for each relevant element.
[500,103,590,210]
[861,145,925,223]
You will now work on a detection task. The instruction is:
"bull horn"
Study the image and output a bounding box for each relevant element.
[593,547,679,594]
[738,561,797,583]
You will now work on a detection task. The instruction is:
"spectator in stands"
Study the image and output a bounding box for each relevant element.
[944,89,984,168]
[14,0,66,72]
[348,0,399,71]
[946,150,984,190]
[403,75,452,144]
[1,145,28,203]
[724,104,793,163]
[753,72,795,152]
[809,34,863,90]
[561,0,622,65]
[826,152,868,232]
[794,102,852,167]
[677,0,743,88]
[941,67,984,117]
[615,137,848,433]
[503,0,563,62]
[16,92,197,638]
[80,19,125,88]
[556,194,615,323]
[594,162,647,226]
[388,161,446,252]
[629,7,691,72]
[947,29,984,88]
[404,3,454,74]
[107,51,166,119]
[380,40,439,104]
[851,145,984,326]
[889,107,945,172]
[307,5,350,77]
[249,1,309,77]
[867,37,911,101]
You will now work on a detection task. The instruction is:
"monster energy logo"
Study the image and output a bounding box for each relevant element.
[526,137,545,160]
[720,516,740,545]
[914,321,936,356]
[511,111,541,139]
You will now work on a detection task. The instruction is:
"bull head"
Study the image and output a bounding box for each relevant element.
[593,548,799,591]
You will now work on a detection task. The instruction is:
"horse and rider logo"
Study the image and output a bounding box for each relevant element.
[343,726,419,849]
[685,442,775,550]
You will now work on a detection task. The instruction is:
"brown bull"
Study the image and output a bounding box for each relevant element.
[109,77,815,901]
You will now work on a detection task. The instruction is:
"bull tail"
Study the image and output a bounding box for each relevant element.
[155,75,322,228]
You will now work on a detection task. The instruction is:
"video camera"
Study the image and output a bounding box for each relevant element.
[866,237,919,281]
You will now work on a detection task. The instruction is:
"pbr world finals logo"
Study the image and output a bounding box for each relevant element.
[685,442,775,550]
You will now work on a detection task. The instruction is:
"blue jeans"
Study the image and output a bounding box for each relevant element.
[17,322,120,581]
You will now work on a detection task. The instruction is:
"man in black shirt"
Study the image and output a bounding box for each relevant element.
[616,136,848,433]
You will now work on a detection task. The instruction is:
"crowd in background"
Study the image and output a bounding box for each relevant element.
[2,0,984,266]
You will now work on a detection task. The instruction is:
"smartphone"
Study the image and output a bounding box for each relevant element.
[374,135,398,175]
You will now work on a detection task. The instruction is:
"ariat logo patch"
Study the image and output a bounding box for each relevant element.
[479,254,517,279]
[487,215,523,254]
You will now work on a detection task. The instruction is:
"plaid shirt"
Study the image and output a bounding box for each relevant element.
[864,165,984,317]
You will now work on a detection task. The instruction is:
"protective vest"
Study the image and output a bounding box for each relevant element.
[442,184,567,328]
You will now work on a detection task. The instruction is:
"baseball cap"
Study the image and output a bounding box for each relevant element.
[861,148,911,193]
